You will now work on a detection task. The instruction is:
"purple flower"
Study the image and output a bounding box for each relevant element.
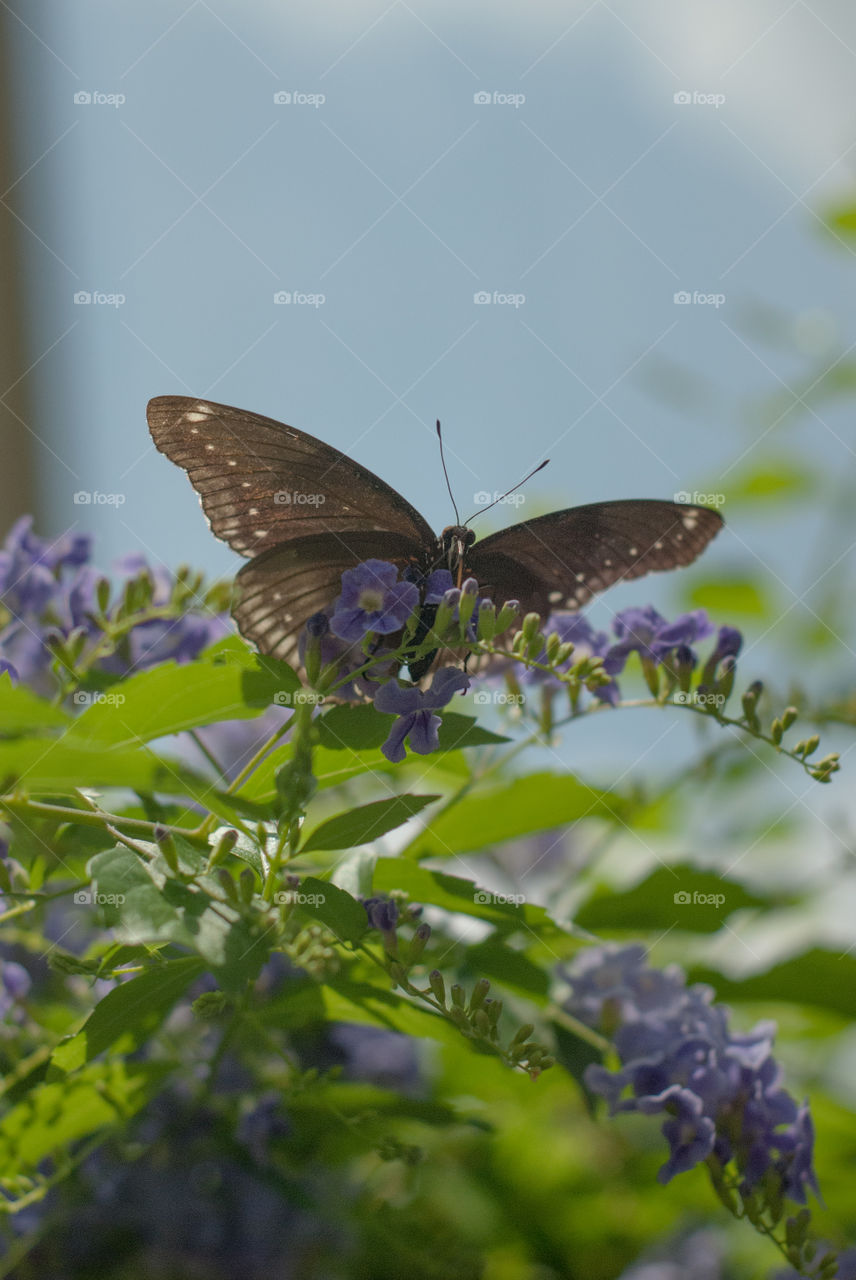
[329,560,419,643]
[563,944,820,1205]
[423,569,455,603]
[374,667,470,763]
[605,607,714,676]
[362,897,399,933]
[637,1085,716,1183]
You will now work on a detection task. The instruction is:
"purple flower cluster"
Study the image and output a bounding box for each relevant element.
[525,606,742,707]
[0,518,228,692]
[562,945,820,1205]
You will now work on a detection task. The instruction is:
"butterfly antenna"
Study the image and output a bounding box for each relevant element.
[436,420,462,525]
[463,458,550,525]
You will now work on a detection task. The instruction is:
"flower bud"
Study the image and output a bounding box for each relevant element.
[521,612,542,642]
[408,921,432,965]
[433,588,460,636]
[95,576,112,614]
[217,868,240,903]
[713,654,736,707]
[476,599,497,641]
[154,824,180,874]
[207,828,238,870]
[450,983,466,1009]
[239,867,256,903]
[457,579,479,633]
[468,978,491,1013]
[495,600,520,634]
[781,705,798,730]
[428,969,446,1004]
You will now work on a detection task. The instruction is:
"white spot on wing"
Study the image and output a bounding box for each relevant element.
[628,546,638,556]
[255,530,268,538]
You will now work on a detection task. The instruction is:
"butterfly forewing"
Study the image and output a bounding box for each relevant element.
[147,396,435,558]
[467,500,723,619]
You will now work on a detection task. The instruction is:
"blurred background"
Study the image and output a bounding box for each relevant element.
[3,6,856,1277]
[2,0,855,800]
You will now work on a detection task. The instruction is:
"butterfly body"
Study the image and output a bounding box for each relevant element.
[147,396,724,675]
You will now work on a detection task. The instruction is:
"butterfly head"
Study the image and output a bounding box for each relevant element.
[440,525,476,575]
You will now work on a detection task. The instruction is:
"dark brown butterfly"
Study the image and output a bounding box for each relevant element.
[147,396,723,675]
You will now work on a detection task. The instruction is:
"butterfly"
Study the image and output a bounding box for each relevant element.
[147,396,724,677]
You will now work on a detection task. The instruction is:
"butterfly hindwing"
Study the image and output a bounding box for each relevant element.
[233,531,425,667]
[466,500,723,618]
[147,396,435,559]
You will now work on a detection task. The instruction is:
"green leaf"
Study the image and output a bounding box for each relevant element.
[0,1061,168,1176]
[574,866,770,934]
[295,876,368,943]
[690,949,856,1020]
[725,459,815,504]
[0,737,210,796]
[67,650,299,746]
[264,977,461,1047]
[49,956,204,1075]
[687,577,770,618]
[301,794,441,852]
[88,845,267,992]
[371,858,564,935]
[0,674,71,736]
[403,772,624,857]
[825,203,856,237]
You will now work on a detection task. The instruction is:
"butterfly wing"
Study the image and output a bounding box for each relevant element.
[146,396,436,557]
[233,531,425,666]
[466,500,723,618]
